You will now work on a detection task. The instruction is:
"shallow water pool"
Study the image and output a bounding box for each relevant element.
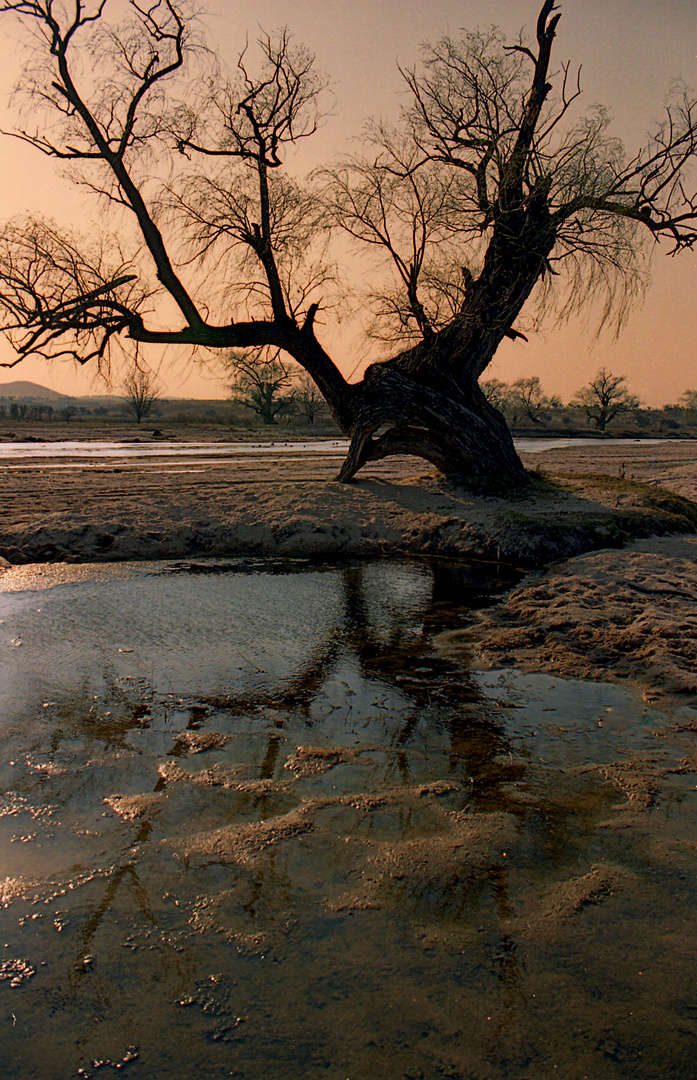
[1,558,696,1079]
[0,435,667,465]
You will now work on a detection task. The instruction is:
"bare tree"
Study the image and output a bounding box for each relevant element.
[123,368,159,424]
[294,370,325,424]
[1,3,697,489]
[228,350,295,425]
[573,368,640,431]
[677,389,697,413]
[480,379,518,423]
[511,376,561,425]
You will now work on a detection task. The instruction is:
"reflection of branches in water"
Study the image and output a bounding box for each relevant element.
[42,559,516,764]
[63,818,158,1006]
[15,557,637,1047]
[488,933,523,1026]
[337,562,520,793]
[0,559,519,1044]
[338,561,492,704]
[39,669,155,763]
[194,633,343,718]
[259,733,283,780]
[170,560,520,797]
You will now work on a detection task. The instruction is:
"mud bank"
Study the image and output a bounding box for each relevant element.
[1,443,696,567]
[471,534,697,704]
[452,443,697,706]
[2,441,697,708]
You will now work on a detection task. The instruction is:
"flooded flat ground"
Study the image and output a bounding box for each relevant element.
[1,557,697,1079]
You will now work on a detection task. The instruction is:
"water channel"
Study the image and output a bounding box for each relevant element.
[1,557,696,1079]
[0,437,667,464]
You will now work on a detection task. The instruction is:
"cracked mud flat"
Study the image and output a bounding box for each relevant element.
[2,557,697,1079]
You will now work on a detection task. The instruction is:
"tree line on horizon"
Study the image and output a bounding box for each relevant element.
[482,374,697,431]
[225,354,697,432]
[3,359,697,434]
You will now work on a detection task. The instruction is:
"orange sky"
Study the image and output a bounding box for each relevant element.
[1,0,696,403]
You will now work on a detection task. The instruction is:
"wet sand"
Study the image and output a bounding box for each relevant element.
[473,533,697,703]
[475,442,697,705]
[0,438,696,563]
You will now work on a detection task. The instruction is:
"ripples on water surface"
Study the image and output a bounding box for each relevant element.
[1,558,696,1079]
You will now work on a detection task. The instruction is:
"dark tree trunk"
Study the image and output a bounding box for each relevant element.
[283,205,557,493]
[320,268,552,490]
[331,348,529,492]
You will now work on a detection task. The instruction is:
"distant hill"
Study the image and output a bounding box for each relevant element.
[0,380,76,402]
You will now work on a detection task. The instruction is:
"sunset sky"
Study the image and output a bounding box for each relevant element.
[0,0,696,403]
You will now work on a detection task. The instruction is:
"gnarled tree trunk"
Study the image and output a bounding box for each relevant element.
[319,230,556,491]
[333,364,527,491]
[3,0,695,499]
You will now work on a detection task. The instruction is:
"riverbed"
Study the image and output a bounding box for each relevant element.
[2,440,697,569]
[0,436,669,463]
[2,556,697,1079]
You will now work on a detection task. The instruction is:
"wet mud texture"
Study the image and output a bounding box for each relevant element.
[473,534,697,706]
[2,558,697,1078]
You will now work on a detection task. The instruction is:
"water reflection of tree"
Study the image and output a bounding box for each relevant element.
[149,560,522,796]
[336,561,521,783]
[16,558,615,1050]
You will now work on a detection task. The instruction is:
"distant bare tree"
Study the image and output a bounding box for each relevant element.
[294,370,325,424]
[573,368,640,431]
[228,350,295,425]
[512,377,561,425]
[480,379,512,411]
[124,368,159,424]
[677,389,697,413]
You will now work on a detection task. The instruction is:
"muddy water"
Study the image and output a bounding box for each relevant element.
[1,558,696,1080]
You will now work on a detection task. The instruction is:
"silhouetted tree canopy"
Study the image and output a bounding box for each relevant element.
[511,377,561,426]
[573,367,640,431]
[1,1,696,488]
[678,390,697,413]
[123,367,159,423]
[294,370,325,424]
[227,350,295,425]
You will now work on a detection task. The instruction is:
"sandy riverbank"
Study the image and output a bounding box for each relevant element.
[1,437,697,704]
[472,442,697,705]
[0,439,696,564]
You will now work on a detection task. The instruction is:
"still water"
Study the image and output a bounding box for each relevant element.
[0,437,667,463]
[1,558,696,1079]
[0,440,350,461]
